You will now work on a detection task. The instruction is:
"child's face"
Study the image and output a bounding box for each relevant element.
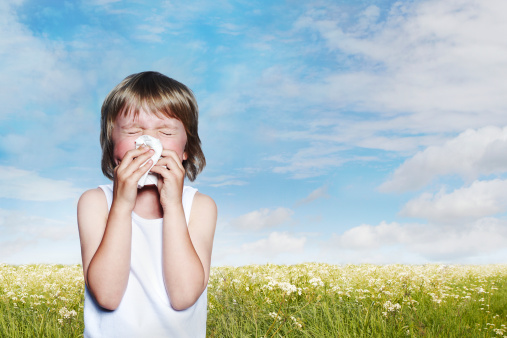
[112,108,188,165]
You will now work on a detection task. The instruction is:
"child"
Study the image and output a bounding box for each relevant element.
[77,71,217,337]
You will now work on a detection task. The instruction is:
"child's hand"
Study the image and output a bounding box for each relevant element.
[113,146,154,211]
[149,149,185,210]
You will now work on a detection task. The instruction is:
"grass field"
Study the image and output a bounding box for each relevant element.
[1,263,506,337]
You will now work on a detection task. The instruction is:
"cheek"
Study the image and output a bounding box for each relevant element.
[113,139,135,164]
[161,139,187,161]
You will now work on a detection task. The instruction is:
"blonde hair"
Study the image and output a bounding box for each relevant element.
[100,71,205,181]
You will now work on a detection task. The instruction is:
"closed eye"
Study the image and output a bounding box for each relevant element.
[125,129,142,135]
[160,130,175,136]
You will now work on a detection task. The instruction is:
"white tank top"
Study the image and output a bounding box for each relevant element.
[83,184,207,338]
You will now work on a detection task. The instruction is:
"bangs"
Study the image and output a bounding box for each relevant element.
[114,76,194,131]
[117,98,177,122]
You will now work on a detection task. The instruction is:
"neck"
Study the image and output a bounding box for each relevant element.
[133,185,163,219]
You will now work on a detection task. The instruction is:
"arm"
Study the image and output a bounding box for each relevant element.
[150,151,217,310]
[77,146,154,310]
[162,193,217,310]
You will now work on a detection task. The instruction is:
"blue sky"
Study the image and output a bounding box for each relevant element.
[1,0,507,265]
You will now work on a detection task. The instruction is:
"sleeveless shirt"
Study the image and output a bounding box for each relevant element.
[83,184,207,338]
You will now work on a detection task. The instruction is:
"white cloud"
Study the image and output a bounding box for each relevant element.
[218,22,244,36]
[0,2,105,174]
[210,230,313,265]
[0,209,77,241]
[230,207,293,230]
[0,166,81,201]
[400,179,507,222]
[267,0,507,159]
[299,0,507,119]
[332,221,409,250]
[0,208,78,261]
[209,180,248,188]
[0,1,89,117]
[0,239,37,259]
[239,0,507,180]
[329,218,507,262]
[380,126,507,192]
[199,64,251,118]
[295,185,330,206]
[241,231,306,256]
[197,175,248,188]
[269,144,346,179]
[88,0,122,5]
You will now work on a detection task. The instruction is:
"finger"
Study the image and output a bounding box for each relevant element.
[118,148,154,177]
[132,159,153,179]
[131,148,155,168]
[159,149,185,171]
[120,146,152,166]
[154,157,184,176]
[116,148,149,175]
[119,159,153,186]
[114,158,152,187]
[150,163,182,181]
[149,165,173,184]
[148,164,165,175]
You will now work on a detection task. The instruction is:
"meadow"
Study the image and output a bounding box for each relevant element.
[0,263,506,337]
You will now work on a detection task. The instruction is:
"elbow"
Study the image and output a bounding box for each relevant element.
[166,272,208,311]
[86,269,126,311]
[87,281,123,311]
[170,296,199,311]
[95,296,121,311]
[169,286,206,311]
[170,303,189,311]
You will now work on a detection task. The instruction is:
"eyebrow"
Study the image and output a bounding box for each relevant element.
[120,122,178,129]
[120,122,140,128]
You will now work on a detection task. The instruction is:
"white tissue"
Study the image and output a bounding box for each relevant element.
[135,135,163,188]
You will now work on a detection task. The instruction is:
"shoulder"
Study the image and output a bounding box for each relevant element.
[192,192,216,216]
[78,188,107,208]
[77,188,108,224]
[189,192,217,227]
[77,189,109,262]
[193,191,216,209]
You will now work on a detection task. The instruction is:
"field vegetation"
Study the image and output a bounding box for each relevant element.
[1,263,506,337]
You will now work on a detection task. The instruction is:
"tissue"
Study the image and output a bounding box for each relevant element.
[135,135,163,188]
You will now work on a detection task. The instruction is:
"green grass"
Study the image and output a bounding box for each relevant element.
[1,263,506,337]
[0,264,84,337]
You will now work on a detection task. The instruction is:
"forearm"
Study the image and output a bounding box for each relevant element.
[87,202,132,310]
[162,203,206,310]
